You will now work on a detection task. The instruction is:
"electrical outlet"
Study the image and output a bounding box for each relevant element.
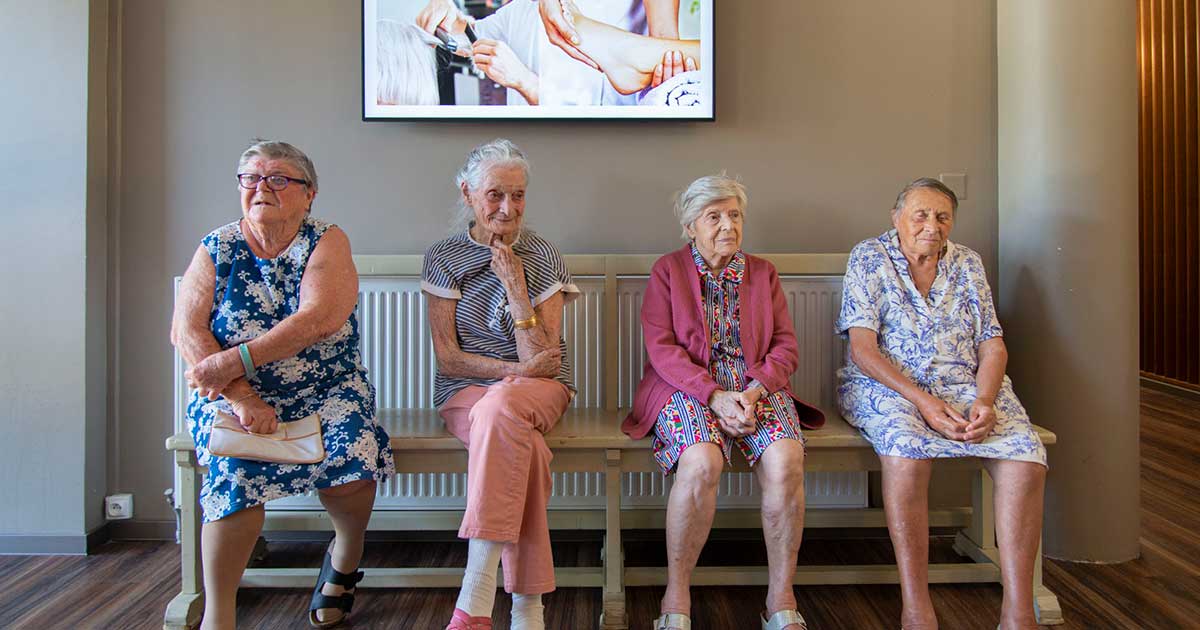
[105,493,134,520]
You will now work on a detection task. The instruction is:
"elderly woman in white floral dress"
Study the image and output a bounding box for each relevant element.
[171,140,394,630]
[836,178,1047,630]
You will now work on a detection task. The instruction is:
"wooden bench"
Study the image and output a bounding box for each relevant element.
[163,254,1063,630]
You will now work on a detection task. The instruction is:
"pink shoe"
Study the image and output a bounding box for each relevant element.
[445,608,492,630]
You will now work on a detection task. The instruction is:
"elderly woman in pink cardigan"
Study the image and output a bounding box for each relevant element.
[623,175,825,630]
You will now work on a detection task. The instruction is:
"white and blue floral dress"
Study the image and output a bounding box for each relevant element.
[835,230,1046,466]
[187,218,395,522]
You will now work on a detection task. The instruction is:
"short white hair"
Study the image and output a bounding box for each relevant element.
[451,138,531,230]
[673,174,748,240]
[376,20,438,106]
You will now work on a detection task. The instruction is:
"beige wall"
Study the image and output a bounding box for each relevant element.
[0,0,109,545]
[114,0,1000,523]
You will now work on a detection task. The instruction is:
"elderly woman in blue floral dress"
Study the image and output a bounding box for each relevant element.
[836,178,1047,630]
[171,140,394,630]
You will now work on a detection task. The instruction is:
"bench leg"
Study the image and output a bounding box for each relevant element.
[249,536,269,567]
[963,468,997,555]
[164,450,204,630]
[599,449,628,630]
[1032,539,1064,625]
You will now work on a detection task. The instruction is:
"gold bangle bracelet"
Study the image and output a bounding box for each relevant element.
[226,392,256,404]
[512,314,539,330]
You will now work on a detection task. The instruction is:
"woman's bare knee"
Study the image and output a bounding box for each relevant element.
[676,443,724,488]
[757,439,805,486]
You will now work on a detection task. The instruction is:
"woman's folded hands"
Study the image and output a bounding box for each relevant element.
[709,389,757,437]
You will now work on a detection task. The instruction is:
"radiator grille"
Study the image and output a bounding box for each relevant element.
[178,273,866,511]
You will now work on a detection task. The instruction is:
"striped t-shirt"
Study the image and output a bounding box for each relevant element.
[421,228,579,406]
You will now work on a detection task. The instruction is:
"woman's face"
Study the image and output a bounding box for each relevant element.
[686,198,744,264]
[463,164,526,241]
[239,157,315,226]
[892,187,955,259]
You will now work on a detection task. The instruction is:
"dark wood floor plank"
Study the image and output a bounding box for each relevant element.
[0,386,1196,629]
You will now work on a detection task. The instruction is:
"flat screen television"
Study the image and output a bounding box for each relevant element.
[363,0,714,120]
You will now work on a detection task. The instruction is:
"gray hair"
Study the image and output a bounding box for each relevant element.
[673,173,748,240]
[376,20,438,106]
[452,138,531,229]
[892,177,958,215]
[237,139,318,193]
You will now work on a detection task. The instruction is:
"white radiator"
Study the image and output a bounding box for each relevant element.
[177,274,866,511]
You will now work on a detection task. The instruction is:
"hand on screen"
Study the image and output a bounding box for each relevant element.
[473,39,540,104]
[535,0,599,70]
[416,0,473,35]
[650,50,697,88]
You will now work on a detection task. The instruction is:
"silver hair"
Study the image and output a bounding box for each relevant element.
[376,20,439,106]
[892,177,958,215]
[451,138,531,230]
[236,139,318,193]
[673,173,748,240]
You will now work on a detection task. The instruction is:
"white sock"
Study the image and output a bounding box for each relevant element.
[511,593,545,630]
[455,538,502,617]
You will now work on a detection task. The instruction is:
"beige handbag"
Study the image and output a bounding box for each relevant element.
[208,411,326,464]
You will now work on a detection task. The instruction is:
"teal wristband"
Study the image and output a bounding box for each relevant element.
[238,343,256,380]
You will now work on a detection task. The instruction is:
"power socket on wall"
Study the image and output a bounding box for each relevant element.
[939,172,968,200]
[105,493,133,520]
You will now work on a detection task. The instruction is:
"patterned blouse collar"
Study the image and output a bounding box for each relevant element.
[882,228,955,273]
[690,242,746,284]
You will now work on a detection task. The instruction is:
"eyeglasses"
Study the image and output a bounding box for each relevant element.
[236,173,309,192]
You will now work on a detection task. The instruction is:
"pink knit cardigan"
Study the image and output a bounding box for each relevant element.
[622,246,826,439]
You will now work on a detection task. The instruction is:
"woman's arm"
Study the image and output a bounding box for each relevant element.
[490,240,559,361]
[170,245,223,367]
[847,327,969,440]
[170,246,253,400]
[185,228,360,396]
[170,245,275,432]
[427,295,560,379]
[248,227,358,362]
[515,292,564,378]
[962,337,1008,442]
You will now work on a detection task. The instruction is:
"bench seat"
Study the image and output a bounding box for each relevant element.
[163,413,1059,629]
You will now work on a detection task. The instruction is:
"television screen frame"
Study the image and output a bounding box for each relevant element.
[362,0,715,121]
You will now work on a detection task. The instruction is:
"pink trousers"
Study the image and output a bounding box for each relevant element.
[438,376,571,594]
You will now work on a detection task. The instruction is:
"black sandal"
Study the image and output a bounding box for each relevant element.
[308,549,364,628]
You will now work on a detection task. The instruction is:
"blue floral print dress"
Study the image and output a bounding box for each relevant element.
[187,218,395,522]
[835,230,1046,466]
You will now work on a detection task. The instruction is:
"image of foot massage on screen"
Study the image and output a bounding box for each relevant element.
[375,0,705,109]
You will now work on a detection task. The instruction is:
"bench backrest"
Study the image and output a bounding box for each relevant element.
[173,253,864,509]
[350,254,850,412]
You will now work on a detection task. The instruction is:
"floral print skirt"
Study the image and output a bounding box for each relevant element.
[652,389,805,474]
[837,375,1047,466]
[187,371,395,522]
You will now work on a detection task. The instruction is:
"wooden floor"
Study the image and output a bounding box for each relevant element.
[1,387,1196,630]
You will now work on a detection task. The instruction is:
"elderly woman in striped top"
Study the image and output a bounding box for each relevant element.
[421,139,578,630]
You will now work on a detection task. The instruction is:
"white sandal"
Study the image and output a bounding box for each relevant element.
[653,612,691,630]
[762,609,808,630]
